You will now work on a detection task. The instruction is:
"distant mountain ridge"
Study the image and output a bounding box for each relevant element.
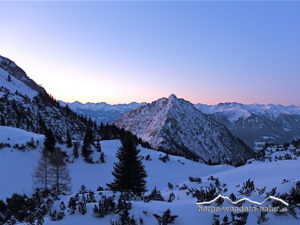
[60,101,146,124]
[195,102,300,149]
[66,99,300,149]
[114,94,254,165]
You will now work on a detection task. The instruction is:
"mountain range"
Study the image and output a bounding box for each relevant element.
[195,103,300,149]
[59,101,146,124]
[64,100,300,149]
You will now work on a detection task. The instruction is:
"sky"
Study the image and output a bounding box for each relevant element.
[0,1,300,105]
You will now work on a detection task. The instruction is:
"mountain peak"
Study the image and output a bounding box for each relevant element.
[115,96,254,165]
[168,94,178,100]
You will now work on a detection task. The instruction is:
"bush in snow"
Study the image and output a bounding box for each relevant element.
[50,209,65,221]
[167,182,174,190]
[265,187,277,198]
[145,154,151,161]
[26,137,38,149]
[116,195,132,213]
[100,152,105,163]
[93,196,116,218]
[231,212,249,225]
[97,186,104,192]
[86,191,96,203]
[68,197,77,214]
[257,186,266,195]
[189,176,202,184]
[212,214,220,225]
[144,186,165,202]
[191,186,218,202]
[78,200,87,215]
[271,181,300,218]
[153,209,178,225]
[158,154,170,163]
[167,192,175,203]
[59,201,66,211]
[111,208,137,225]
[0,142,11,149]
[179,184,188,191]
[284,153,292,160]
[257,211,269,224]
[222,215,230,225]
[238,179,255,196]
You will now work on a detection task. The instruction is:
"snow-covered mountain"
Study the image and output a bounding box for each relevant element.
[195,102,300,149]
[115,94,254,166]
[63,98,300,149]
[60,101,146,124]
[0,55,99,141]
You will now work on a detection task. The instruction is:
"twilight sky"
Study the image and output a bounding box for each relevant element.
[0,1,300,105]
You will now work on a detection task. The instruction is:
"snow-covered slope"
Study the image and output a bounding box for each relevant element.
[0,55,45,96]
[0,67,38,99]
[115,94,254,165]
[1,126,299,225]
[0,126,230,199]
[0,55,100,141]
[196,102,300,148]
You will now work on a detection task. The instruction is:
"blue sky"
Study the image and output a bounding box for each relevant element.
[0,1,299,105]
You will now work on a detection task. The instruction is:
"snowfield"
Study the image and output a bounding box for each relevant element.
[0,126,299,224]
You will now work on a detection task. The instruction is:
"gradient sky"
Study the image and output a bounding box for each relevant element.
[0,1,300,105]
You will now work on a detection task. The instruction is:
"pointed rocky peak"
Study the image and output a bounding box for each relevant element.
[115,95,254,165]
[168,94,177,101]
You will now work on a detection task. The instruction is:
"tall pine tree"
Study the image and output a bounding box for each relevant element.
[107,134,147,196]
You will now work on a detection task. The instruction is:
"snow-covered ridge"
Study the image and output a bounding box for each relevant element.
[115,94,254,165]
[196,102,300,122]
[0,67,38,99]
[60,101,147,113]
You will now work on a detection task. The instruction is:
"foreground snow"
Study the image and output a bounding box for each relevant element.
[0,126,299,224]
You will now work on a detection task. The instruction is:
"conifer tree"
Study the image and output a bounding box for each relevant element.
[82,128,93,160]
[44,129,56,153]
[107,134,147,196]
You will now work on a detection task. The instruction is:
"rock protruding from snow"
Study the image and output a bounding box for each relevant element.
[115,94,254,165]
